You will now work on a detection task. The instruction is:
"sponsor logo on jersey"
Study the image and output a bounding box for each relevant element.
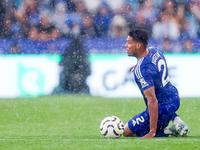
[139,78,149,88]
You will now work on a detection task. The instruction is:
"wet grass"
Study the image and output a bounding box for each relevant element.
[0,95,199,150]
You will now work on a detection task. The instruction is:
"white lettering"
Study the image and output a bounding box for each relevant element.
[152,52,160,65]
[132,120,137,126]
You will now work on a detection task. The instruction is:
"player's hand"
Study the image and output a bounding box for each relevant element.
[129,65,135,72]
[141,131,156,138]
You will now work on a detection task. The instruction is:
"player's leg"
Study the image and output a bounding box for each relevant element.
[164,113,180,135]
[123,123,136,137]
[155,100,181,137]
[162,90,189,136]
[166,87,189,136]
[123,109,150,137]
[165,113,189,136]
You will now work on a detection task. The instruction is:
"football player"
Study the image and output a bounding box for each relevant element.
[123,29,189,138]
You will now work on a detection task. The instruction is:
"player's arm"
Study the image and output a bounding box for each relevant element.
[142,86,158,138]
[129,65,135,72]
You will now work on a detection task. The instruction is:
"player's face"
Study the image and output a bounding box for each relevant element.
[125,36,138,57]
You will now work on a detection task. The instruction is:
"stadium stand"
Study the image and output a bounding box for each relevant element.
[0,0,200,54]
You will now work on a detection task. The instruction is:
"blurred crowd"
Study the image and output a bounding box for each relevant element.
[0,0,200,53]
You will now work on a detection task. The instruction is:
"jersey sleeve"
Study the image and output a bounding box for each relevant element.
[138,64,156,91]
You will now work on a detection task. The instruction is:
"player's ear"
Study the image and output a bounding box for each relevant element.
[136,42,142,49]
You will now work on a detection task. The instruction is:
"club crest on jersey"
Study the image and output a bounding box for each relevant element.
[139,78,148,88]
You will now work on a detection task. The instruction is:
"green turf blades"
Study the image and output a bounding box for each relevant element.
[0,96,199,150]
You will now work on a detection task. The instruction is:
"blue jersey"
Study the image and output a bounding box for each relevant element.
[133,47,178,106]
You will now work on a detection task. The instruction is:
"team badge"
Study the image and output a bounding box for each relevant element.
[139,78,148,88]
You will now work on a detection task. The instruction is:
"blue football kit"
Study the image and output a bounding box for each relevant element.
[128,47,180,137]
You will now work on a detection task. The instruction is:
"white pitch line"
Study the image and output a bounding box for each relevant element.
[0,138,199,142]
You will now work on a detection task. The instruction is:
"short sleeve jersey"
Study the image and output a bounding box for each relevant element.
[133,47,177,106]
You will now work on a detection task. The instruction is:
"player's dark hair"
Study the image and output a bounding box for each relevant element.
[128,29,149,48]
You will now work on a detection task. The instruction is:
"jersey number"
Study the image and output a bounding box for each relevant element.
[158,59,169,87]
[132,116,145,126]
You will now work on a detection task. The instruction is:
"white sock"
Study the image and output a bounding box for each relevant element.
[164,127,172,134]
[173,116,183,125]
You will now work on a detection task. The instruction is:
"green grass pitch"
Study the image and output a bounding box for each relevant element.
[0,95,199,150]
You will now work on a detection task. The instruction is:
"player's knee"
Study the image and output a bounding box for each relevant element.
[123,130,130,137]
[123,123,134,137]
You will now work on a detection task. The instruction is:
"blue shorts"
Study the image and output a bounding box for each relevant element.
[128,99,180,137]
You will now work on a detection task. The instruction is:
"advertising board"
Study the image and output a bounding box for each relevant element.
[0,55,61,98]
[87,54,200,97]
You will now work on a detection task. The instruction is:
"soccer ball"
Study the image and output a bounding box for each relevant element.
[100,116,124,138]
